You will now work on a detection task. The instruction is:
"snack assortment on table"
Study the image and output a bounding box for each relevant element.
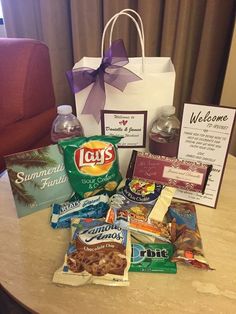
[50,135,212,287]
[105,178,175,242]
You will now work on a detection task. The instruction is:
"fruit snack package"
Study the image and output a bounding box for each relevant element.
[166,201,212,270]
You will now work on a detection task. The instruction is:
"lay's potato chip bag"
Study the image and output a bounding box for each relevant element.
[59,136,122,199]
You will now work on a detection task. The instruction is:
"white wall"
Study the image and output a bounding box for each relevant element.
[0,24,6,37]
[220,22,236,156]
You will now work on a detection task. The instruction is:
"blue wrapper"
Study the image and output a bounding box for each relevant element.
[51,194,109,229]
[168,201,196,230]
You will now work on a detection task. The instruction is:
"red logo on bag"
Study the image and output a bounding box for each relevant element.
[74,141,116,176]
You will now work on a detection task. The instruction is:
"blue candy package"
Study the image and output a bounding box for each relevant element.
[51,194,109,228]
[168,201,196,230]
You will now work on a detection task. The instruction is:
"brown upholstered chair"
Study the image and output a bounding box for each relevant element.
[0,38,57,172]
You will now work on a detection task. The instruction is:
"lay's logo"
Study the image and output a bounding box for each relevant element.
[74,141,116,176]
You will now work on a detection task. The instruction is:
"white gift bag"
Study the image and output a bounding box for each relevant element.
[70,9,176,176]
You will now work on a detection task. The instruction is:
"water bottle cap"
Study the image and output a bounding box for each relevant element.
[161,106,176,116]
[57,105,72,115]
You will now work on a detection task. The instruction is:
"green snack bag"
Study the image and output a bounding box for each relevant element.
[59,135,122,199]
[129,243,177,274]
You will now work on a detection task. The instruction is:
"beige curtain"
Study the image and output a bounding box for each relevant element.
[2,0,236,151]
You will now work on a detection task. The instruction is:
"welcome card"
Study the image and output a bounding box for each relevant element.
[101,110,147,148]
[175,103,236,207]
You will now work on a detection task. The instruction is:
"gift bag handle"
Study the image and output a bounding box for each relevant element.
[109,9,145,57]
[101,11,144,56]
[101,10,145,72]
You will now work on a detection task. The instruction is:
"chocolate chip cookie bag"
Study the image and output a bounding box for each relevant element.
[106,179,175,242]
[53,218,131,286]
[58,135,122,199]
[166,201,212,270]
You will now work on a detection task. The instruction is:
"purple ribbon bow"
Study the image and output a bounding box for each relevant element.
[66,39,142,123]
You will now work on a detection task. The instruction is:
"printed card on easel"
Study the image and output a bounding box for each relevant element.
[175,103,236,207]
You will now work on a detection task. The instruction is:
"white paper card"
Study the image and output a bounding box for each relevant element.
[175,103,236,207]
[101,110,147,148]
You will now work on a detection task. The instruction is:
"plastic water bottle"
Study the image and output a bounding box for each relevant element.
[51,105,84,143]
[149,106,180,157]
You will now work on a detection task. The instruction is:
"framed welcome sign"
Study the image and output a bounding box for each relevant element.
[101,110,147,148]
[175,103,236,207]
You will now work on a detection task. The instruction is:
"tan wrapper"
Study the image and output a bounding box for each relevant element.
[148,186,176,222]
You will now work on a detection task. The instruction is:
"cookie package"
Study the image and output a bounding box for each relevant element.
[53,218,131,286]
[58,135,122,199]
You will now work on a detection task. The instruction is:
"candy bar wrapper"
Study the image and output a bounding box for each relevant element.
[127,150,212,193]
[130,243,177,274]
[50,194,109,229]
[106,206,171,242]
[167,201,212,270]
[53,218,131,286]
